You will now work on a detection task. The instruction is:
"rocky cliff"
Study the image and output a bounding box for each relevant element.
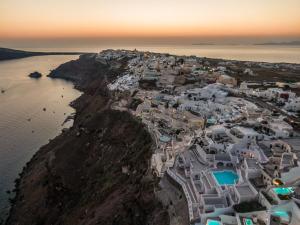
[6,54,169,225]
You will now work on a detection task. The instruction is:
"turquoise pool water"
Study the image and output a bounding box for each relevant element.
[272,211,290,221]
[159,135,171,143]
[206,219,222,225]
[212,170,238,185]
[244,218,253,225]
[273,187,294,195]
[207,118,216,125]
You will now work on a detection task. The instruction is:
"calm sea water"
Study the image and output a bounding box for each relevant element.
[11,44,300,64]
[0,55,81,221]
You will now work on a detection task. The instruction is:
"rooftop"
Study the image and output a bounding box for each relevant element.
[282,138,300,152]
[281,153,294,165]
[245,158,260,169]
[235,184,256,196]
[215,153,231,162]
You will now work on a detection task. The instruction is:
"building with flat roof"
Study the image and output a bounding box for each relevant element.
[234,183,258,203]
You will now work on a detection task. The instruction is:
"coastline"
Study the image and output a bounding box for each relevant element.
[0,47,89,61]
[5,53,169,225]
[3,53,107,223]
[0,54,83,223]
[2,45,300,64]
[4,50,300,225]
[4,91,81,224]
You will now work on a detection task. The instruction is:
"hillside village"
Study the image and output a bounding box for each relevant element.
[101,49,300,225]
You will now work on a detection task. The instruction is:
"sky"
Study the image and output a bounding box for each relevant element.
[1,0,300,41]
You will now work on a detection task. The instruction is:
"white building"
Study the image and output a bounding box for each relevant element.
[243,68,255,76]
[285,97,300,112]
[217,75,237,87]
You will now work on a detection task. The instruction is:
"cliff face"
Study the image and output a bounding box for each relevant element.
[6,54,169,225]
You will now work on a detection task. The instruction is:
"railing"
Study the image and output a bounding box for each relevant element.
[166,168,195,221]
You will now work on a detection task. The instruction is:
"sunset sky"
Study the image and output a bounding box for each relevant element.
[1,0,300,40]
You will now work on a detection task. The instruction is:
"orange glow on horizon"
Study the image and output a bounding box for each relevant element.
[2,23,300,39]
[1,0,300,39]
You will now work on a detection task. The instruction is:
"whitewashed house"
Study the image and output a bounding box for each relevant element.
[285,97,300,112]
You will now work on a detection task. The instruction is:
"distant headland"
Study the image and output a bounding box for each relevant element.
[256,41,300,46]
[0,47,88,61]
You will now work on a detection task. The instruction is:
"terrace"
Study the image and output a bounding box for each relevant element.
[245,158,260,170]
[206,126,234,144]
[202,194,228,209]
[234,184,258,203]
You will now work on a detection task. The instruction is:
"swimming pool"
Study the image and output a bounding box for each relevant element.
[243,218,254,225]
[273,187,294,195]
[212,170,238,185]
[206,219,222,225]
[159,135,171,143]
[272,210,290,222]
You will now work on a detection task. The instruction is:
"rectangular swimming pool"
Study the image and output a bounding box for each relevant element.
[272,210,290,222]
[212,170,238,186]
[206,219,222,225]
[273,187,294,195]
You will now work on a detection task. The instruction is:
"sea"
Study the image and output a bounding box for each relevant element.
[0,55,81,221]
[8,43,300,64]
[0,43,300,221]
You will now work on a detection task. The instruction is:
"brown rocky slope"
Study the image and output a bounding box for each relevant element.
[6,54,169,225]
